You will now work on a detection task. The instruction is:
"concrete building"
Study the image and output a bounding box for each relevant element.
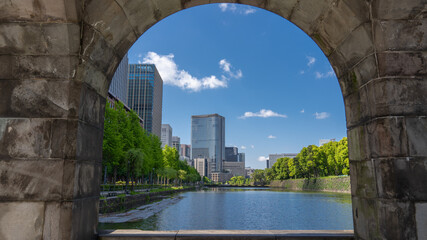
[245,167,255,178]
[108,53,129,104]
[267,153,298,168]
[180,144,191,158]
[210,172,233,183]
[127,64,163,137]
[161,124,172,148]
[223,161,245,178]
[238,153,245,163]
[191,114,225,174]
[225,147,239,162]
[172,136,180,153]
[319,138,336,146]
[194,158,209,177]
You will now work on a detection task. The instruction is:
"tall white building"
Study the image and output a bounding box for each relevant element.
[161,124,172,148]
[172,136,180,153]
[267,153,298,168]
[194,158,209,177]
[319,138,336,146]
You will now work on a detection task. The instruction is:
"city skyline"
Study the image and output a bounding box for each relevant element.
[126,4,347,169]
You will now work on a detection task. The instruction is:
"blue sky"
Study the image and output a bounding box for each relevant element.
[127,3,346,169]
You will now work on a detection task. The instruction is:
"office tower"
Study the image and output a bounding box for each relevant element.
[172,136,181,153]
[194,158,209,177]
[127,64,163,137]
[109,53,129,103]
[180,144,191,158]
[161,124,172,148]
[191,114,225,174]
[267,153,298,168]
[238,153,245,163]
[225,147,239,162]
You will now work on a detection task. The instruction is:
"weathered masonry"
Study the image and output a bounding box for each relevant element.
[0,1,426,239]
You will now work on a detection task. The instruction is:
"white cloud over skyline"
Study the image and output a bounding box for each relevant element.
[314,112,330,120]
[241,145,247,150]
[315,70,335,79]
[258,156,268,162]
[307,56,316,67]
[218,3,256,15]
[268,135,276,139]
[142,52,242,92]
[239,109,287,119]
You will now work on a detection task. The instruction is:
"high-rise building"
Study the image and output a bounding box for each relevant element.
[109,53,128,103]
[194,158,209,177]
[191,114,225,175]
[161,124,172,148]
[225,147,239,162]
[172,136,180,153]
[238,153,245,163]
[180,144,191,158]
[267,153,298,168]
[127,64,163,137]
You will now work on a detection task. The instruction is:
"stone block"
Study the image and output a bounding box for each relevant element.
[70,198,99,240]
[347,126,368,161]
[372,0,427,20]
[416,203,427,240]
[0,0,79,23]
[75,60,109,98]
[349,160,377,198]
[290,0,333,36]
[377,200,416,240]
[335,23,374,70]
[0,159,66,201]
[76,121,104,162]
[62,160,101,199]
[15,55,79,80]
[43,202,72,240]
[0,22,80,55]
[81,23,120,78]
[115,0,157,35]
[176,230,275,240]
[265,0,298,19]
[0,55,16,80]
[0,202,44,240]
[364,78,427,117]
[339,54,377,96]
[78,84,106,127]
[377,51,427,77]
[84,0,137,53]
[406,117,427,157]
[99,229,178,240]
[343,88,370,128]
[366,117,408,158]
[375,158,427,200]
[351,197,380,240]
[182,0,210,9]
[0,118,51,159]
[374,19,427,51]
[317,0,369,52]
[328,50,348,78]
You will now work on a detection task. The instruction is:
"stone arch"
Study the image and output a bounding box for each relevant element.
[0,1,426,239]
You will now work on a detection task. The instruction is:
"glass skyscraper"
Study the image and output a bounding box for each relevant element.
[109,53,128,103]
[127,64,163,137]
[191,114,225,173]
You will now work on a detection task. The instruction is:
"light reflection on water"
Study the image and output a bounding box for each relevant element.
[99,187,353,231]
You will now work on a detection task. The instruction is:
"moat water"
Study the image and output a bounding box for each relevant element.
[99,187,353,230]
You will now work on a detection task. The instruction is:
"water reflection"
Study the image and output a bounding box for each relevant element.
[99,188,353,231]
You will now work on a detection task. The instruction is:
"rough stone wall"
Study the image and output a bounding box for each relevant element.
[270,177,351,193]
[0,0,426,240]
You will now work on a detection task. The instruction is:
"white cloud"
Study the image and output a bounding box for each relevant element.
[137,53,142,58]
[258,156,268,162]
[300,70,305,74]
[315,69,335,79]
[314,112,330,120]
[307,56,316,67]
[267,135,276,139]
[219,59,243,79]
[239,109,287,119]
[241,145,247,150]
[251,145,255,149]
[218,3,256,15]
[142,52,242,92]
[300,109,305,113]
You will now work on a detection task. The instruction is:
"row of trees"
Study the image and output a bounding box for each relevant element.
[248,137,349,185]
[102,102,200,186]
[270,137,349,181]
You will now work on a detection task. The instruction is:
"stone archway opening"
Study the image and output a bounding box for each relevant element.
[0,1,426,239]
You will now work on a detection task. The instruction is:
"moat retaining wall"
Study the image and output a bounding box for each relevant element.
[269,176,350,193]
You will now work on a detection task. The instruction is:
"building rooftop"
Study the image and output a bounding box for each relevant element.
[191,113,224,119]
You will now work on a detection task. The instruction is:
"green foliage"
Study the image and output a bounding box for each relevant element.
[226,176,247,185]
[102,102,200,185]
[268,137,349,181]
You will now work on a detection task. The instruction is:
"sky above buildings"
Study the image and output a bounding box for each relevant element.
[127,3,347,169]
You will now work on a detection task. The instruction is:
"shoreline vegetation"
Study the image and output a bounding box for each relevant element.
[269,176,351,193]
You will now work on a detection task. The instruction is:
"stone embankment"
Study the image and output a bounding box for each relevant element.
[269,176,350,193]
[99,187,195,214]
